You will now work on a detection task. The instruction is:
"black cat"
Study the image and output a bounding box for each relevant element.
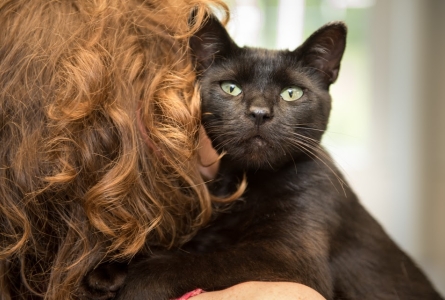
[81,16,443,300]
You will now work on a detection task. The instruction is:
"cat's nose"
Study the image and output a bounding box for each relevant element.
[248,106,273,125]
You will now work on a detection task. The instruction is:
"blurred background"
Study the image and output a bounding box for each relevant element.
[223,0,445,294]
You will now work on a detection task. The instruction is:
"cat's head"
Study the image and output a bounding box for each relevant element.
[190,15,346,170]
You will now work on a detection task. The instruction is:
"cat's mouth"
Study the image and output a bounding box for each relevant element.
[241,134,271,151]
[235,134,281,169]
[222,132,285,169]
[251,135,267,147]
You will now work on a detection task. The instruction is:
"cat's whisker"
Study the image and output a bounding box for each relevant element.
[203,128,238,140]
[286,132,339,165]
[211,135,242,152]
[289,131,320,144]
[282,122,318,127]
[276,142,298,174]
[294,133,347,195]
[264,158,276,172]
[294,126,325,133]
[282,123,355,141]
[282,125,326,133]
[290,142,343,195]
[287,138,347,196]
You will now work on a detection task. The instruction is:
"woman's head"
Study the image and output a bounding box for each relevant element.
[0,0,228,298]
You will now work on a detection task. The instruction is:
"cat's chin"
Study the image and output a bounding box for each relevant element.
[251,135,267,147]
[225,136,289,170]
[247,137,277,167]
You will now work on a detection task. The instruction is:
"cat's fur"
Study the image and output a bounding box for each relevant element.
[80,16,443,300]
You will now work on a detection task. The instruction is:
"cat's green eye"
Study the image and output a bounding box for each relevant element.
[280,86,304,101]
[221,81,242,96]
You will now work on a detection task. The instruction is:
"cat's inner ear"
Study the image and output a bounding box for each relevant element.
[189,14,236,72]
[296,22,347,87]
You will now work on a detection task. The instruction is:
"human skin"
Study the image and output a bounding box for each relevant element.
[193,282,326,300]
[198,127,221,179]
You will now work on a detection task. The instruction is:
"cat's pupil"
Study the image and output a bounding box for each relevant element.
[229,85,235,93]
[288,90,293,98]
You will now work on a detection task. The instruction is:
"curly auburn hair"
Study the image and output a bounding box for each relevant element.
[0,0,230,298]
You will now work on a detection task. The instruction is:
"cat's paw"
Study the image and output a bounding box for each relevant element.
[77,262,127,300]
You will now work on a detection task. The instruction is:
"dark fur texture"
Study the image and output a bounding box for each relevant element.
[80,16,443,300]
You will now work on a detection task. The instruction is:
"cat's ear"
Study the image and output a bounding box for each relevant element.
[296,22,347,87]
[189,13,236,72]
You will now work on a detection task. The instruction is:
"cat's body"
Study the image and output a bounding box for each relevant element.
[182,153,439,300]
[81,16,443,300]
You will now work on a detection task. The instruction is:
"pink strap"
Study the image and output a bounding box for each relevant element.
[174,289,205,300]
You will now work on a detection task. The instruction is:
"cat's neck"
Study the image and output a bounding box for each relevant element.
[216,152,314,188]
[219,151,312,173]
[211,148,341,203]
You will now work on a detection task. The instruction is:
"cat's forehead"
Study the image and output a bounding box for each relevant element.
[238,47,291,65]
[214,47,308,86]
[241,47,282,58]
[242,47,302,73]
